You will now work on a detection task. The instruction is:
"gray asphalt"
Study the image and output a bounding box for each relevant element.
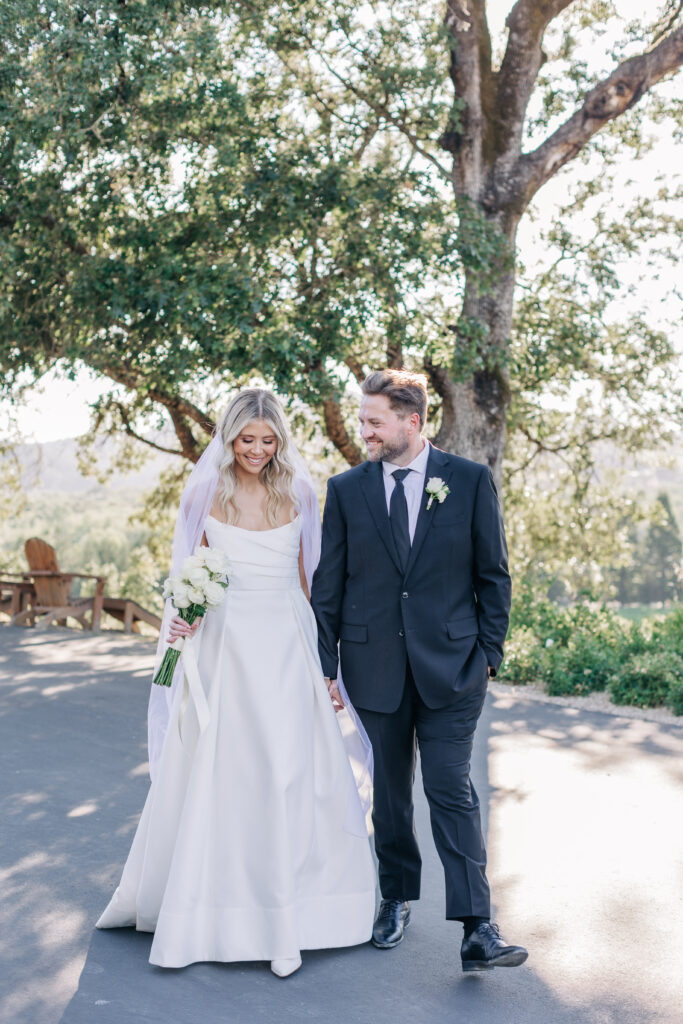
[1,626,682,1024]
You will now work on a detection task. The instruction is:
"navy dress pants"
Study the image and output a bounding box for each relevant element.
[357,663,491,919]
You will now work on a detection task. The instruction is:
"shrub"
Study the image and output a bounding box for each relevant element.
[498,627,544,685]
[544,632,619,696]
[668,678,683,716]
[506,595,683,711]
[616,619,653,661]
[608,651,683,708]
[651,608,683,660]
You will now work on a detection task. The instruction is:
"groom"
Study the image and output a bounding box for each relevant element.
[311,369,527,972]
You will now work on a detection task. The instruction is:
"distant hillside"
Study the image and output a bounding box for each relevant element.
[6,435,683,528]
[13,437,178,495]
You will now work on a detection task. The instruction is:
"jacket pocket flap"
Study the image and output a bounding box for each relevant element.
[446,617,478,639]
[340,622,368,643]
[433,513,466,527]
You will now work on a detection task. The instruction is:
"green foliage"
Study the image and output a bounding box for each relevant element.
[544,634,619,696]
[0,489,165,616]
[0,0,462,462]
[612,493,682,604]
[502,593,683,714]
[497,626,545,685]
[1,0,682,576]
[651,607,683,659]
[1,1,680,474]
[608,651,683,709]
[668,678,683,716]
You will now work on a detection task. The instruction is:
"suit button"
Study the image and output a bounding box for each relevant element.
[398,630,405,638]
[402,591,408,599]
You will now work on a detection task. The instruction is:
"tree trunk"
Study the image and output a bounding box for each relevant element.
[431,6,683,490]
[434,231,517,486]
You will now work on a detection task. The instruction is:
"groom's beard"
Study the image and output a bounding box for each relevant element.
[366,431,410,463]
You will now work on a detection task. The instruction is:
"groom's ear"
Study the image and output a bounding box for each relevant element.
[406,411,421,434]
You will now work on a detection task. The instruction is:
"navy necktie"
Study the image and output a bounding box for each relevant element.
[390,469,411,572]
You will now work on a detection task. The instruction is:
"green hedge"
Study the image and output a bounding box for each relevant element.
[500,592,683,715]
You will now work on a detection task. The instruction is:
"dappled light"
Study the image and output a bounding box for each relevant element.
[0,627,154,1024]
[2,625,682,1021]
[67,803,99,819]
[485,689,683,1016]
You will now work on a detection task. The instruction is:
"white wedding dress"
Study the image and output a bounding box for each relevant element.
[97,515,376,968]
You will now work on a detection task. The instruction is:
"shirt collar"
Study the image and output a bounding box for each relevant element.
[382,439,430,478]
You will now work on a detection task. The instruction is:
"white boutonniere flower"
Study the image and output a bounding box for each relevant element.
[425,476,450,510]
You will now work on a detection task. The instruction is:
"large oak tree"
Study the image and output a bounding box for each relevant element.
[1,0,681,496]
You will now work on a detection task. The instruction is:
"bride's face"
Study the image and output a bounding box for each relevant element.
[232,419,278,477]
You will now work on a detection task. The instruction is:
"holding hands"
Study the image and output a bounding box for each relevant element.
[325,677,345,713]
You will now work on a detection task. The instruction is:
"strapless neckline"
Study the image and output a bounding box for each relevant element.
[207,514,301,535]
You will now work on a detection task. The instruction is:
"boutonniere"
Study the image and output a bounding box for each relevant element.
[425,477,450,510]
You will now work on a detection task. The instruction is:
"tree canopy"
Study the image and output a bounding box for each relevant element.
[2,1,682,591]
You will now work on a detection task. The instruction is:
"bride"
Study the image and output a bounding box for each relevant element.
[97,389,376,977]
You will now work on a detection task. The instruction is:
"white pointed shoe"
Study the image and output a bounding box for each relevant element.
[270,955,302,978]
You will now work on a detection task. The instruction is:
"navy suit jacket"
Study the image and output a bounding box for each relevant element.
[310,444,511,713]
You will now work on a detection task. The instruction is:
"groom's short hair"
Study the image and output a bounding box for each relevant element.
[362,369,428,428]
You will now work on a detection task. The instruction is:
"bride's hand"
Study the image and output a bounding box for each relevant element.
[324,677,345,714]
[167,615,202,643]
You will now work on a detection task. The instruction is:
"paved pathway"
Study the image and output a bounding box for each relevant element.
[1,626,681,1024]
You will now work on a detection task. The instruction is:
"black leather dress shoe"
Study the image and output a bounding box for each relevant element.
[371,899,411,949]
[461,922,528,972]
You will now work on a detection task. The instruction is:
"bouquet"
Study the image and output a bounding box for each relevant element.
[153,546,231,687]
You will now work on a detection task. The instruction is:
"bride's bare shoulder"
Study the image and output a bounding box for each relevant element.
[209,493,227,523]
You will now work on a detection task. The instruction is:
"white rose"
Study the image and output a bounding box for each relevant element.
[182,554,205,575]
[427,476,441,490]
[203,547,230,575]
[162,576,175,600]
[187,585,206,606]
[203,580,225,608]
[186,564,210,588]
[173,583,191,609]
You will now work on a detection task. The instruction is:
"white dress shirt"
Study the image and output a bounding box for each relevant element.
[382,440,430,543]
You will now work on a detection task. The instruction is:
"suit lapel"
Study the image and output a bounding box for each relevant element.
[403,444,451,581]
[359,461,403,574]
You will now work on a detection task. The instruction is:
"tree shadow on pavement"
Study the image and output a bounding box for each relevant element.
[1,630,675,1024]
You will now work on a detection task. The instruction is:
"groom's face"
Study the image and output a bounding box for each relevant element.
[359,394,410,463]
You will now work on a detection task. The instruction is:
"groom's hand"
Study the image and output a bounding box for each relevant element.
[324,677,345,713]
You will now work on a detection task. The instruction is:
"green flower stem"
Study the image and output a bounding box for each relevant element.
[153,603,207,687]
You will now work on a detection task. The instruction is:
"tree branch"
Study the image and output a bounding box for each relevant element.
[98,365,215,462]
[344,356,366,385]
[165,405,205,463]
[321,394,363,466]
[652,1,683,45]
[114,403,185,458]
[441,1,493,196]
[101,365,215,436]
[424,355,459,443]
[297,36,452,182]
[517,26,683,206]
[493,1,576,165]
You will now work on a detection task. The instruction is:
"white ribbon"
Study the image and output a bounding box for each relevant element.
[174,634,210,740]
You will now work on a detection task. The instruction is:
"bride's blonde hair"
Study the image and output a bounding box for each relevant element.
[214,389,299,527]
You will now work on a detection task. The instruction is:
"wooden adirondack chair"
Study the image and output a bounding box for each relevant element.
[12,538,106,631]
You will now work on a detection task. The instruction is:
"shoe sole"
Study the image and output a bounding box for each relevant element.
[371,911,411,949]
[462,949,528,972]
